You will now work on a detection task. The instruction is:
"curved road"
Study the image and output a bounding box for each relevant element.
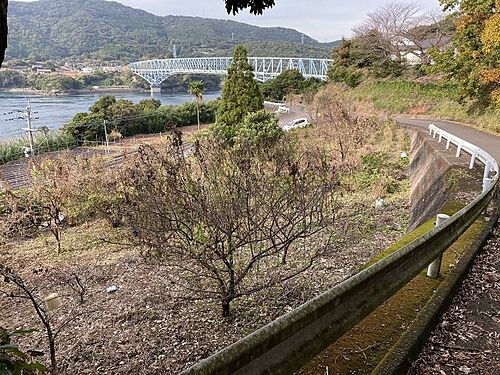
[396,118,500,162]
[284,105,500,161]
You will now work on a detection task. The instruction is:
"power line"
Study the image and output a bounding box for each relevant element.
[4,99,40,157]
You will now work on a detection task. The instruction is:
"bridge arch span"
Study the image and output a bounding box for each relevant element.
[129,57,334,93]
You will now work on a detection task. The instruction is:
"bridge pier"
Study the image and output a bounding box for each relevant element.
[150,85,162,95]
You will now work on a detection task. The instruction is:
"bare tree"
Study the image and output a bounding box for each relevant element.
[309,86,378,164]
[0,155,113,253]
[0,264,90,374]
[116,133,338,317]
[0,158,72,254]
[403,9,451,64]
[353,2,448,64]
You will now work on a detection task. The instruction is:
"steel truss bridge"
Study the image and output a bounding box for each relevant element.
[129,57,333,91]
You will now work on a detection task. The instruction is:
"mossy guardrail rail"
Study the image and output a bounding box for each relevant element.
[181,124,499,375]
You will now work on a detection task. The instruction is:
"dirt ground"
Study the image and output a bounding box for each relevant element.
[0,196,409,374]
[409,220,500,375]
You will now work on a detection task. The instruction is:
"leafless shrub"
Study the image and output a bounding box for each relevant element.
[115,133,339,317]
[309,85,379,165]
[0,154,120,252]
[0,264,91,374]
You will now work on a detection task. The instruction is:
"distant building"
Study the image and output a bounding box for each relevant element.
[102,66,124,73]
[36,68,54,74]
[402,36,452,65]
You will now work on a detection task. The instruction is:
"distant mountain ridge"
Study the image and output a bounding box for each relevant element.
[6,0,338,62]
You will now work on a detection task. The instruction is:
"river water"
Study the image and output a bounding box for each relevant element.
[0,91,221,141]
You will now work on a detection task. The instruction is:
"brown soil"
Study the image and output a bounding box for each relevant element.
[0,197,409,374]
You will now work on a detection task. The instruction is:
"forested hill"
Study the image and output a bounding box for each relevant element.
[6,0,338,62]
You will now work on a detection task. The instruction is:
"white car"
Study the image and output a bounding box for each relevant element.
[275,106,290,115]
[284,118,308,131]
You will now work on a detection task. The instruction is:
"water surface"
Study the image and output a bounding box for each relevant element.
[0,91,221,141]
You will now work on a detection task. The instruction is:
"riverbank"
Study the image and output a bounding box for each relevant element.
[1,86,145,96]
[0,91,222,141]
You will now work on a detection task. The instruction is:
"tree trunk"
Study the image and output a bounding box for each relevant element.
[281,248,288,264]
[222,298,231,317]
[48,331,58,375]
[0,0,7,68]
[222,259,235,317]
[52,225,61,255]
[56,239,61,255]
[196,100,201,131]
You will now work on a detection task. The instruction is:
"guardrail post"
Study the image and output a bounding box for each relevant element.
[483,178,494,193]
[469,148,479,169]
[483,160,492,188]
[438,132,443,143]
[456,143,462,157]
[427,214,450,278]
[446,138,451,149]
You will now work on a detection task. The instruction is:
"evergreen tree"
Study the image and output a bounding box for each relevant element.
[216,46,264,135]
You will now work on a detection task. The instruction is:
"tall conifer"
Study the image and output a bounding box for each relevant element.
[217,46,264,130]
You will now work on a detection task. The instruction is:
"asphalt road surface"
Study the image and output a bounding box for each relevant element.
[397,118,500,163]
[264,102,308,128]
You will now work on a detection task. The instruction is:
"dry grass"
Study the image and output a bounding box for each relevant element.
[0,120,411,374]
[349,80,500,136]
[1,195,409,374]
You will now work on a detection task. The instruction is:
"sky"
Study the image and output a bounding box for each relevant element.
[18,0,444,42]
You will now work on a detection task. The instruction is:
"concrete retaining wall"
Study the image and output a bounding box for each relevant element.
[407,128,474,230]
[181,127,498,375]
[408,129,451,229]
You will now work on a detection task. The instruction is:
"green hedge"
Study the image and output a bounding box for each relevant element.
[63,99,218,142]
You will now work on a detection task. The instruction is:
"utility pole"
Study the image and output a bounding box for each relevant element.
[4,99,38,157]
[24,99,35,156]
[103,119,110,155]
[301,34,305,44]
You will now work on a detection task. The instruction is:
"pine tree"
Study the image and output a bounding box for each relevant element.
[216,46,264,133]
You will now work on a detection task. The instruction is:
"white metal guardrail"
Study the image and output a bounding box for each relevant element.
[263,101,285,107]
[429,124,499,192]
[181,123,499,375]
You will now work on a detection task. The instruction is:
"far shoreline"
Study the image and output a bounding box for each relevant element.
[0,87,146,96]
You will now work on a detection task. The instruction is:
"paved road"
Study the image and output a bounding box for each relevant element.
[264,102,308,128]
[397,118,500,163]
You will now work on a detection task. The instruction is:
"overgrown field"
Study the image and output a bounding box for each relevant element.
[0,104,411,373]
[349,80,500,135]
